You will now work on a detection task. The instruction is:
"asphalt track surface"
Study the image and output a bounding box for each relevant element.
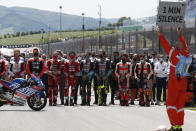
[0,94,195,131]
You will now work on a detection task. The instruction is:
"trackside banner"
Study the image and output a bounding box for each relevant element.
[157,1,187,27]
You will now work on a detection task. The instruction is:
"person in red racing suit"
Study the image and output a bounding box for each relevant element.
[64,51,80,106]
[134,55,152,107]
[115,54,132,106]
[9,49,25,79]
[158,27,191,131]
[0,52,6,79]
[47,51,61,106]
[26,48,45,78]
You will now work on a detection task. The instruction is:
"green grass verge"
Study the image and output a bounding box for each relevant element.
[0,30,119,45]
[185,106,196,111]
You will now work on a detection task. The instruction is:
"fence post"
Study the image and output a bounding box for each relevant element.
[143,29,146,48]
[128,32,131,54]
[116,34,118,52]
[110,36,113,56]
[91,39,93,52]
[152,26,155,51]
[96,38,99,54]
[122,32,125,50]
[105,37,108,55]
[135,29,138,53]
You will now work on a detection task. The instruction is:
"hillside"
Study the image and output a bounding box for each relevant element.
[0,5,118,35]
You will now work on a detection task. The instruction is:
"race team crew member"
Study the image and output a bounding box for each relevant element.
[64,51,80,106]
[134,55,152,107]
[90,52,99,104]
[74,55,83,105]
[154,54,168,105]
[59,54,67,105]
[80,53,94,106]
[0,52,6,79]
[109,52,120,105]
[115,54,132,106]
[158,27,192,131]
[9,49,25,79]
[129,54,138,105]
[94,54,110,106]
[47,51,61,106]
[26,48,45,78]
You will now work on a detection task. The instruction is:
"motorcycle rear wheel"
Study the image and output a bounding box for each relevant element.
[27,94,47,111]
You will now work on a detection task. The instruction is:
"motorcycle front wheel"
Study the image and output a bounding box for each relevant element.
[27,94,47,111]
[0,101,4,107]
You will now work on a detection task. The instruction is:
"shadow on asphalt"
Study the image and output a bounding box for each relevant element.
[0,109,47,112]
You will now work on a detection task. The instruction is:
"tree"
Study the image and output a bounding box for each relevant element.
[16,32,20,37]
[107,23,113,28]
[29,31,33,35]
[7,33,11,38]
[116,16,131,27]
[21,32,25,36]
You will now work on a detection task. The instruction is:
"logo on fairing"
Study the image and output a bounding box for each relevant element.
[10,83,21,90]
[17,87,37,97]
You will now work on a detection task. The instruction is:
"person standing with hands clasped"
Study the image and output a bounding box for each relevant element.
[154,55,168,105]
[158,27,192,131]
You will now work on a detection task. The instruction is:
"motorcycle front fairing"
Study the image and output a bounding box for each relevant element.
[0,77,45,105]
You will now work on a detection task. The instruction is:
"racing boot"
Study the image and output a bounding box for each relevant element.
[145,100,150,107]
[124,100,129,106]
[139,101,145,106]
[120,100,124,106]
[146,103,150,107]
[167,126,176,131]
[176,125,182,131]
[53,98,57,106]
[70,99,74,106]
[93,101,98,104]
[109,100,115,105]
[86,101,90,106]
[60,101,64,105]
[150,99,154,105]
[80,101,86,106]
[155,101,160,105]
[130,100,135,105]
[98,103,102,106]
[64,99,69,106]
[102,102,107,106]
[49,100,52,106]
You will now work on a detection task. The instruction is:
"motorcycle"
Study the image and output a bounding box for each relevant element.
[0,77,47,111]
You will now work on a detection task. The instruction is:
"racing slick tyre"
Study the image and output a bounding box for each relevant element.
[27,94,47,111]
[0,101,4,107]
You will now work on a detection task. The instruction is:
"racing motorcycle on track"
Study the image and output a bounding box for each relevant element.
[0,77,47,111]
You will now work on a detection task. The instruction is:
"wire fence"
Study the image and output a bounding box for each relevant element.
[1,22,196,56]
[40,25,196,56]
